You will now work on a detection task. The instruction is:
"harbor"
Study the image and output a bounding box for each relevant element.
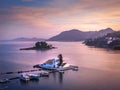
[0,62,78,84]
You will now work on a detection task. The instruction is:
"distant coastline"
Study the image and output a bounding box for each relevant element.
[84,31,120,50]
[1,28,115,42]
[48,28,114,41]
[1,28,120,50]
[0,38,46,42]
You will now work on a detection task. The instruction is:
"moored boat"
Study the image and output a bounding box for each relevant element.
[40,71,49,77]
[0,78,10,83]
[19,73,30,81]
[27,73,39,80]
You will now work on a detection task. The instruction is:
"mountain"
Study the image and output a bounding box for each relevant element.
[48,28,114,41]
[49,29,87,41]
[12,37,46,41]
[84,31,120,50]
[91,28,114,38]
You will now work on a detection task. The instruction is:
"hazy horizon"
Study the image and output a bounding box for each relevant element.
[0,0,120,39]
[0,27,116,40]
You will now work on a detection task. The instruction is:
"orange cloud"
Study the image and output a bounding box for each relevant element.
[0,0,120,39]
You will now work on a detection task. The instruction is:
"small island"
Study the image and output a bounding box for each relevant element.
[84,31,120,50]
[20,41,56,50]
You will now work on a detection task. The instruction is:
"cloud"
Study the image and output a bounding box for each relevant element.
[0,0,120,39]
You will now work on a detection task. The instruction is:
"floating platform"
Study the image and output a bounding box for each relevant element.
[0,63,78,84]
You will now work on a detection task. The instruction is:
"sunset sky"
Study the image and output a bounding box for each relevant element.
[0,0,120,39]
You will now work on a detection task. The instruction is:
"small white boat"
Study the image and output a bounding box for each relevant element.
[0,78,9,83]
[27,73,39,80]
[40,71,49,77]
[58,70,64,73]
[19,73,30,81]
[72,66,79,71]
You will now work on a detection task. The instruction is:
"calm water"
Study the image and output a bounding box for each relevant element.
[0,41,120,90]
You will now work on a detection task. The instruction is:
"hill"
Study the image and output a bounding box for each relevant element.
[84,31,120,50]
[48,28,114,41]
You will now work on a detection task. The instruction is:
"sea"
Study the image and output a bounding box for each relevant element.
[0,41,120,90]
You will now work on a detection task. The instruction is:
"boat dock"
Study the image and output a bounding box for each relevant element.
[0,65,78,84]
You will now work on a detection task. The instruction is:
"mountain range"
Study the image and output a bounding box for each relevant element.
[48,28,114,41]
[12,37,46,41]
[7,28,115,42]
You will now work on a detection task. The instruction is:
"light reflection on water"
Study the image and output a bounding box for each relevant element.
[0,41,120,90]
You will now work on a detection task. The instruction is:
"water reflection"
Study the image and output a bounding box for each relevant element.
[58,72,63,84]
[20,79,39,86]
[52,72,57,82]
[20,80,29,85]
[0,84,9,90]
[52,72,64,84]
[0,41,120,90]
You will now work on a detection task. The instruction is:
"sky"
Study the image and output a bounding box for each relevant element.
[0,0,120,39]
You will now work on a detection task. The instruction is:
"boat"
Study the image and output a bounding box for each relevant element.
[19,73,40,81]
[40,71,49,77]
[58,70,64,73]
[0,78,10,83]
[56,66,64,73]
[72,66,79,71]
[27,73,39,80]
[19,73,30,81]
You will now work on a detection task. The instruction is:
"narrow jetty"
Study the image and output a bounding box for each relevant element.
[0,69,41,75]
[0,65,78,84]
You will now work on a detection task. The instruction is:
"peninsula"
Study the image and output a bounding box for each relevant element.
[84,31,120,50]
